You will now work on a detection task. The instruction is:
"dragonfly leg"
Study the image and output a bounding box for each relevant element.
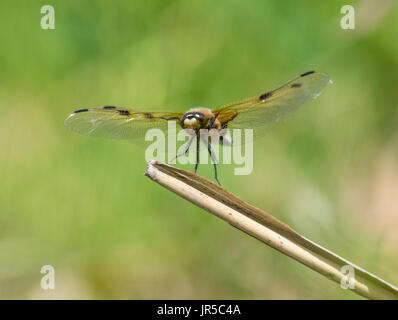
[213,163,221,186]
[194,134,199,173]
[171,135,194,162]
[207,113,219,130]
[201,137,221,186]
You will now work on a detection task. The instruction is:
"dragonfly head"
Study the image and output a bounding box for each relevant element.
[180,111,206,130]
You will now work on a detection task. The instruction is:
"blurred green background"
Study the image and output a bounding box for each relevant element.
[1,0,397,299]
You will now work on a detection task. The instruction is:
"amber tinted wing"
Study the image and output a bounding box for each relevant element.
[64,106,184,142]
[212,71,330,139]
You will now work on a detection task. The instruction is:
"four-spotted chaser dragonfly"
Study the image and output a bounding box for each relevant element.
[64,70,330,185]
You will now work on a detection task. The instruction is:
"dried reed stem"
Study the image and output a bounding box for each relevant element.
[145,160,398,300]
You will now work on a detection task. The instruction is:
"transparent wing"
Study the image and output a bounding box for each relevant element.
[64,106,184,143]
[212,71,330,141]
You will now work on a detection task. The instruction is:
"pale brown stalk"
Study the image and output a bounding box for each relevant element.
[145,160,398,300]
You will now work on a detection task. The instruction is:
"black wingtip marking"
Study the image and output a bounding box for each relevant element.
[74,108,89,113]
[300,70,315,77]
[103,106,117,109]
[118,110,130,116]
[259,91,272,101]
[291,83,302,88]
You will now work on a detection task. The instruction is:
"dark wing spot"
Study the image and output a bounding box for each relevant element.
[291,83,302,88]
[259,91,272,101]
[103,106,116,109]
[118,110,130,116]
[300,70,315,77]
[144,112,153,119]
[74,108,89,113]
[221,113,238,128]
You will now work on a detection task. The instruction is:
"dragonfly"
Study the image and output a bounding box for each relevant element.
[64,70,330,185]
